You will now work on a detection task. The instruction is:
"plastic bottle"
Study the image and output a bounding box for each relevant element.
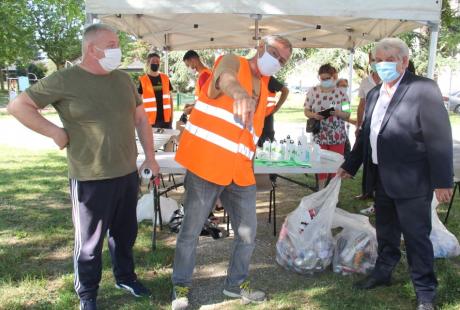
[279,140,286,160]
[270,140,279,161]
[289,140,296,161]
[311,143,321,162]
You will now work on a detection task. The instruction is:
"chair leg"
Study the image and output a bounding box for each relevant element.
[226,212,230,233]
[268,190,272,223]
[444,182,459,225]
[273,188,276,236]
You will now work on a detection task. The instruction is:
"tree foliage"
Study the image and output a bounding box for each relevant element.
[26,0,85,69]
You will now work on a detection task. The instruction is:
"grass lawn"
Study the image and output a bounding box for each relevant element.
[0,144,459,309]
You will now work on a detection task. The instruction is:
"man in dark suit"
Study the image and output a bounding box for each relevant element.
[338,38,453,310]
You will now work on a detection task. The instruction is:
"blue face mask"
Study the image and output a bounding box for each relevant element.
[320,79,335,88]
[370,62,377,72]
[375,62,401,83]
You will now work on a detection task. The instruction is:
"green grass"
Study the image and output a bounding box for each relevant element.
[0,90,8,109]
[0,134,459,309]
[0,145,175,309]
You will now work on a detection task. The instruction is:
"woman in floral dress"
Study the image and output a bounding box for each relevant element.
[304,63,350,189]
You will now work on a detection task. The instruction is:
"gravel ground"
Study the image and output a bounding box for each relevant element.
[161,175,315,310]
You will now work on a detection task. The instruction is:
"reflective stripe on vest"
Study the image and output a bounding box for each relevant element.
[265,91,277,114]
[175,56,270,186]
[184,121,254,160]
[194,100,259,145]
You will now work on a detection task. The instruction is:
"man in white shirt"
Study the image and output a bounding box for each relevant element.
[338,38,453,310]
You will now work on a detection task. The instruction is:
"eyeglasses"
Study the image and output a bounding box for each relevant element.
[266,45,288,66]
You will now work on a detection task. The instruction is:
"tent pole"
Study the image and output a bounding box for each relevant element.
[348,48,354,101]
[164,50,169,75]
[85,13,94,26]
[427,22,439,79]
[250,14,262,46]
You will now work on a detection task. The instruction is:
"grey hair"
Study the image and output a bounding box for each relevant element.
[82,23,117,54]
[372,37,410,60]
[263,35,293,53]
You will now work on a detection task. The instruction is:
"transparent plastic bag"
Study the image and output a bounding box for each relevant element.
[430,195,460,258]
[276,177,341,274]
[136,192,178,224]
[332,208,377,275]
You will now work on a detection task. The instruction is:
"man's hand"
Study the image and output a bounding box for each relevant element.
[51,127,69,149]
[183,103,194,115]
[337,167,353,179]
[139,157,160,179]
[233,91,256,129]
[435,188,453,204]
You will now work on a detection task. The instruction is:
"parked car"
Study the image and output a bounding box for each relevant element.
[443,91,460,114]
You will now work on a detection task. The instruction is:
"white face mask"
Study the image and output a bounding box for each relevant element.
[97,48,122,72]
[188,67,197,75]
[257,45,282,76]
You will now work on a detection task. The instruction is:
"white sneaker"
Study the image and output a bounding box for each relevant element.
[223,281,266,304]
[172,286,190,310]
[360,203,375,215]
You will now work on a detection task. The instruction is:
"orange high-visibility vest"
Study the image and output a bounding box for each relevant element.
[139,73,172,125]
[176,56,269,186]
[265,90,277,115]
[194,68,212,100]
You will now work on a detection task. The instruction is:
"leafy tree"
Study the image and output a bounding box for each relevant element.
[0,0,36,90]
[26,0,85,69]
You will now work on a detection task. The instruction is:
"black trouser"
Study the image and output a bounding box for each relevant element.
[257,114,275,147]
[372,169,436,303]
[70,172,139,300]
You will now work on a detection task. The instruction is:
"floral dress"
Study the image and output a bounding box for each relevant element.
[304,86,348,145]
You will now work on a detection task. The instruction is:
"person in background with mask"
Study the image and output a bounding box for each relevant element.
[304,63,350,190]
[336,78,348,89]
[138,52,174,128]
[170,35,292,310]
[181,50,212,122]
[7,24,159,310]
[338,38,453,310]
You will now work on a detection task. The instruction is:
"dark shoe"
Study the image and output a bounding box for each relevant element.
[353,275,391,290]
[116,280,151,297]
[80,299,97,310]
[416,302,434,310]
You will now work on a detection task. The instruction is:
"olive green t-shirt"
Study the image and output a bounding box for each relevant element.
[26,65,142,181]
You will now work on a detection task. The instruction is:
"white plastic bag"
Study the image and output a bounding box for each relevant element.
[276,177,341,274]
[332,208,378,275]
[136,192,179,225]
[430,195,460,258]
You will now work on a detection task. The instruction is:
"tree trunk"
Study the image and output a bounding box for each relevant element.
[0,67,5,91]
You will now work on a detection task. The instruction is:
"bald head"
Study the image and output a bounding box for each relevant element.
[82,23,118,55]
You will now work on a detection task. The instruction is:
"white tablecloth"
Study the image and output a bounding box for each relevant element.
[137,149,343,175]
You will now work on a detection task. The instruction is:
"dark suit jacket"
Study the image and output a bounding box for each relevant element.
[342,71,454,199]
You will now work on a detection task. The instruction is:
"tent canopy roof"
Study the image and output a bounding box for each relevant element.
[85,0,441,50]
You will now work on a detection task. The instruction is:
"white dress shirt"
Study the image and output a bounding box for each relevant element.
[358,74,379,99]
[370,72,405,164]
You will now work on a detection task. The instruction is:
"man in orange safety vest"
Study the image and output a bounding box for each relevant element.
[171,35,292,310]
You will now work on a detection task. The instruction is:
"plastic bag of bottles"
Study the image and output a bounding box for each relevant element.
[430,195,460,258]
[332,208,377,275]
[276,177,341,274]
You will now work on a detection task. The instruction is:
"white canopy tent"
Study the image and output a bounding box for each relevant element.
[85,0,442,79]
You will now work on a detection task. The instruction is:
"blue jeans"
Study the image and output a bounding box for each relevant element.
[172,171,257,288]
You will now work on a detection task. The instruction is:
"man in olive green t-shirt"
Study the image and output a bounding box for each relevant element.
[7,24,159,310]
